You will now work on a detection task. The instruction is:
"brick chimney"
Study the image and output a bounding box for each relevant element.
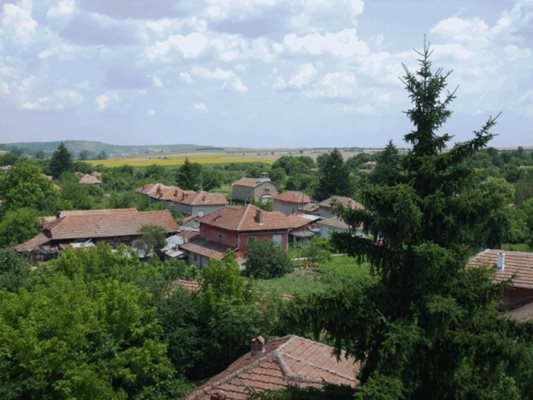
[255,209,263,224]
[210,390,227,400]
[251,336,265,356]
[496,252,505,272]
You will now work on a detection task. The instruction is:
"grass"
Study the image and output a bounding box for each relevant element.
[87,154,274,167]
[252,256,373,298]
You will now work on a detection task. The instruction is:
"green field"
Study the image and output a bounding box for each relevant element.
[252,256,373,297]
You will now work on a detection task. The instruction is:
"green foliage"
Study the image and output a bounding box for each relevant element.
[245,239,292,279]
[0,249,30,292]
[250,384,354,399]
[287,43,531,399]
[176,157,203,190]
[0,207,40,247]
[0,244,185,400]
[315,148,352,201]
[301,238,332,263]
[0,160,56,213]
[370,140,402,186]
[139,225,168,257]
[199,251,247,302]
[49,143,73,178]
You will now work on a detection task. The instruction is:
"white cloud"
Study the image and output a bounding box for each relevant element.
[283,29,369,58]
[96,92,119,111]
[431,17,489,44]
[315,71,356,98]
[1,0,38,44]
[191,66,234,80]
[147,32,209,61]
[47,0,75,18]
[147,109,156,116]
[231,77,248,93]
[192,102,208,112]
[288,63,317,89]
[180,72,193,83]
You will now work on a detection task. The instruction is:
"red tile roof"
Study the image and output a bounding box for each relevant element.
[168,279,202,293]
[186,335,360,400]
[273,191,312,204]
[467,249,533,290]
[286,214,313,229]
[232,178,272,188]
[136,183,227,206]
[16,208,179,250]
[319,196,365,210]
[180,238,232,260]
[79,174,102,185]
[199,205,293,232]
[15,233,51,252]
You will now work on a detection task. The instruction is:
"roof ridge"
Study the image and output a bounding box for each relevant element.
[280,352,356,382]
[237,204,253,231]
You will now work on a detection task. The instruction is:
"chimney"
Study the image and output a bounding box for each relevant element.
[210,391,227,400]
[251,336,265,356]
[255,209,263,224]
[496,252,505,272]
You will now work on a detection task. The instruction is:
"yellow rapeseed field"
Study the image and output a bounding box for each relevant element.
[87,154,274,167]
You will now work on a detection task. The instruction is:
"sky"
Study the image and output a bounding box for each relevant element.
[0,0,532,148]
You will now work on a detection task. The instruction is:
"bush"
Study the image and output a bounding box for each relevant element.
[245,239,292,279]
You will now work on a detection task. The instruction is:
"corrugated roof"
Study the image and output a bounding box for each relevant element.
[317,216,350,230]
[467,249,533,290]
[319,196,365,210]
[199,205,293,232]
[186,335,360,400]
[273,191,312,204]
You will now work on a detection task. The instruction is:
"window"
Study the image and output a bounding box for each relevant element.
[197,210,205,217]
[217,233,224,242]
[272,234,282,247]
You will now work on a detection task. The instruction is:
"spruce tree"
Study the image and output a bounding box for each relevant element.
[315,148,352,201]
[49,143,73,178]
[288,43,531,399]
[176,157,203,191]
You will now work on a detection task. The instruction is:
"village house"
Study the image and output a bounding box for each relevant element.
[273,190,313,215]
[136,183,228,216]
[186,335,360,400]
[180,204,295,267]
[468,249,533,321]
[318,195,365,218]
[78,171,102,186]
[15,208,179,262]
[231,172,278,203]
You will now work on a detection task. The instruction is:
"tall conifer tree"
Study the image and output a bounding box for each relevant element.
[288,43,531,399]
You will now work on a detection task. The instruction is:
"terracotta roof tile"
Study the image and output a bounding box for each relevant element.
[319,196,365,210]
[180,238,232,259]
[467,249,533,290]
[136,183,227,206]
[79,174,102,185]
[273,191,312,204]
[16,209,179,248]
[199,205,293,232]
[232,178,266,188]
[186,335,360,400]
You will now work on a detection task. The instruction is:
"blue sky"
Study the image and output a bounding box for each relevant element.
[0,0,532,148]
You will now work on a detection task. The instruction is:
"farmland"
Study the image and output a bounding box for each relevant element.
[87,153,275,167]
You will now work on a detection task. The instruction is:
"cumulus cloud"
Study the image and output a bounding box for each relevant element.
[47,0,75,18]
[147,32,209,61]
[1,0,38,45]
[287,63,317,89]
[192,102,208,112]
[283,29,370,58]
[96,92,119,111]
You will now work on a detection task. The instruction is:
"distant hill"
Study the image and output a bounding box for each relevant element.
[0,141,223,157]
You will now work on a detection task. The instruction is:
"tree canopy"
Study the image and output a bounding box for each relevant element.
[49,143,73,178]
[315,148,352,201]
[176,158,203,191]
[286,43,533,399]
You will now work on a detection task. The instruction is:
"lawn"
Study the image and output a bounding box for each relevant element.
[87,154,274,167]
[252,256,373,298]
